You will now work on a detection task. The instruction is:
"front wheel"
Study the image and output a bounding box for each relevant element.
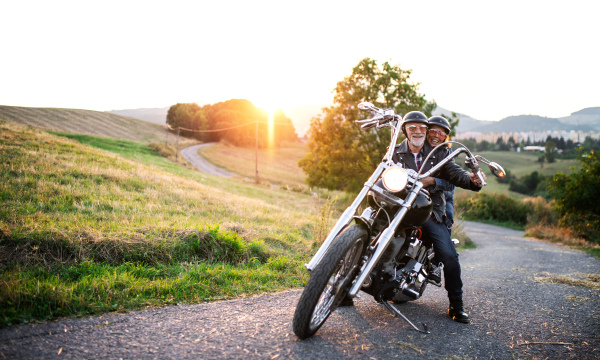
[293,225,367,339]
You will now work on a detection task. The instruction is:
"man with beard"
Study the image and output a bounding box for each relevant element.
[391,111,485,323]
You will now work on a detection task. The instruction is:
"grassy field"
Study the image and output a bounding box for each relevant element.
[1,120,338,327]
[451,150,580,199]
[0,105,170,143]
[198,141,308,189]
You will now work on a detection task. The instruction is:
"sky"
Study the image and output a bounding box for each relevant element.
[1,0,599,122]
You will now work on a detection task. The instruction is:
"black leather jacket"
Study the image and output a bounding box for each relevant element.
[392,140,481,224]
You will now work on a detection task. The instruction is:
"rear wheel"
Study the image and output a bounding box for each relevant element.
[293,225,367,339]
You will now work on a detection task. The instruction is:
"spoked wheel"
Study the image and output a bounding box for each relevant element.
[293,225,367,339]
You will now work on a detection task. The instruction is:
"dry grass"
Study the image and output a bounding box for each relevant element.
[0,105,169,143]
[532,272,600,290]
[525,224,595,248]
[198,141,308,188]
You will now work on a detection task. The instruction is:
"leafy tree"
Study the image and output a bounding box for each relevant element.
[273,110,298,143]
[479,140,490,151]
[166,103,207,140]
[299,58,436,192]
[545,140,557,163]
[201,99,297,147]
[549,150,600,242]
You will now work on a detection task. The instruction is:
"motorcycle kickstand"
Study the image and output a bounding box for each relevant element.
[383,301,430,334]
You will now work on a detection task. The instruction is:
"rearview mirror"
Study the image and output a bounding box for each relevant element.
[357,102,375,111]
[475,155,506,178]
[488,162,506,178]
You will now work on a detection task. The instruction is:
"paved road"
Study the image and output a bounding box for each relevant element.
[180,143,234,177]
[1,222,599,359]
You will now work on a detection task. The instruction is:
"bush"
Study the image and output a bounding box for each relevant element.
[549,150,600,242]
[456,192,532,228]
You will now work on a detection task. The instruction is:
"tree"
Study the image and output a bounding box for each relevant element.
[545,140,557,163]
[479,140,490,151]
[166,103,207,140]
[201,99,297,147]
[299,58,436,192]
[549,150,600,242]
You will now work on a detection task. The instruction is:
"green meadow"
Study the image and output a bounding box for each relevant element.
[0,121,335,327]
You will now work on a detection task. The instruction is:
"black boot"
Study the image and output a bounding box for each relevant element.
[448,300,470,324]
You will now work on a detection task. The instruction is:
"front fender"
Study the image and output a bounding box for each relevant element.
[353,215,372,239]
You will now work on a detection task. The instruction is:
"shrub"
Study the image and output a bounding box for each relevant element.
[549,150,600,242]
[456,192,532,228]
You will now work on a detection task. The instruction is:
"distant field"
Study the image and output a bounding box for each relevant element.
[198,142,308,188]
[472,151,579,177]
[0,105,170,143]
[450,150,580,199]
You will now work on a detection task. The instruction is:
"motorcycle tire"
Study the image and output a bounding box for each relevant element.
[292,224,367,339]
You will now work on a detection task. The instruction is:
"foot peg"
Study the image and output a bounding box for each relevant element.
[427,262,443,286]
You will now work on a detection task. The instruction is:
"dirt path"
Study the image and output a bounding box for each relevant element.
[1,221,599,359]
[180,143,234,177]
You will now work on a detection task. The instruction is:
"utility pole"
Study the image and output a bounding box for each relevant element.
[175,127,180,162]
[255,120,259,183]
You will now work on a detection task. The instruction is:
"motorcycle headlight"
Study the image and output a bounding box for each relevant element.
[381,166,408,192]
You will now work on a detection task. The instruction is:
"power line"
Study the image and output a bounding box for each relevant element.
[166,120,295,133]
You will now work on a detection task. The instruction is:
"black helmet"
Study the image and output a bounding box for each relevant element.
[428,116,451,133]
[401,111,428,136]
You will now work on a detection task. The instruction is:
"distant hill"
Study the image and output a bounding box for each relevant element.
[108,107,169,125]
[0,105,169,143]
[470,115,594,133]
[435,105,600,133]
[433,106,491,132]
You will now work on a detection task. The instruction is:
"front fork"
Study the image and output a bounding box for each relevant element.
[305,165,385,272]
[347,183,423,298]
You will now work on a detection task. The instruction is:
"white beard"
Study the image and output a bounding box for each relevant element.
[410,135,425,147]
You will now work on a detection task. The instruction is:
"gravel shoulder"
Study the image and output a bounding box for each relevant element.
[1,221,599,359]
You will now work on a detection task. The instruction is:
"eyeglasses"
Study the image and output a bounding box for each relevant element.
[406,125,428,132]
[429,129,447,137]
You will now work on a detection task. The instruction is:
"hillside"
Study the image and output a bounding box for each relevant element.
[0,105,169,143]
[0,120,320,326]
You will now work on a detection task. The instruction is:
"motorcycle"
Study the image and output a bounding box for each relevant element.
[292,102,506,339]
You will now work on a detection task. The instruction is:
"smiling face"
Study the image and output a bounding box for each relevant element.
[405,122,428,151]
[427,125,447,147]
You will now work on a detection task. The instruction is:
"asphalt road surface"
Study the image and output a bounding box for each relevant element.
[180,143,234,177]
[1,221,599,359]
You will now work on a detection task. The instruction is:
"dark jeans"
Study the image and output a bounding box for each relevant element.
[421,218,462,302]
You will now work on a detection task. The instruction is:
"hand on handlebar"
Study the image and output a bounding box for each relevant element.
[420,176,436,188]
[470,170,487,186]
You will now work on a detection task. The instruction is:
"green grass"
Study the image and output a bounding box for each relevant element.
[0,120,325,327]
[1,258,305,326]
[473,151,579,178]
